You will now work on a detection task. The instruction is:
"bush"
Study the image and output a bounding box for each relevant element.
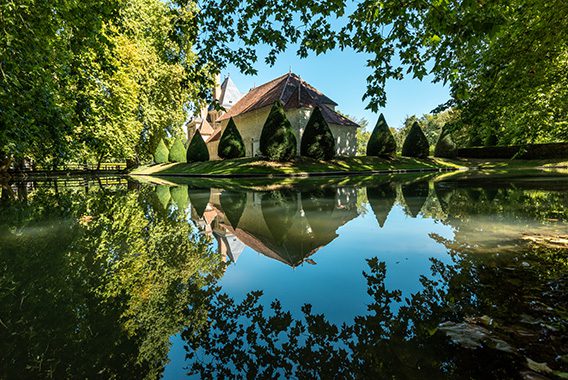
[259,101,297,161]
[153,138,169,164]
[366,113,396,157]
[218,117,246,159]
[300,107,335,160]
[186,131,209,163]
[401,122,429,158]
[168,137,187,163]
[434,125,457,158]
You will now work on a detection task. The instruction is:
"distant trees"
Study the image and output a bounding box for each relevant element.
[168,138,187,163]
[366,114,396,157]
[260,102,297,161]
[154,139,169,164]
[401,122,430,158]
[300,107,335,160]
[218,118,246,159]
[186,132,210,163]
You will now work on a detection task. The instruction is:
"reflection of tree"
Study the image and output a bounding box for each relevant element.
[400,180,429,217]
[183,240,568,379]
[170,185,189,212]
[188,187,211,218]
[220,190,247,228]
[366,183,396,227]
[0,184,222,378]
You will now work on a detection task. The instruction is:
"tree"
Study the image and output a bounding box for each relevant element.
[366,114,396,157]
[168,137,187,163]
[218,118,246,159]
[300,107,335,160]
[154,139,169,164]
[259,102,297,161]
[196,0,567,145]
[186,131,209,163]
[434,125,457,158]
[401,122,429,158]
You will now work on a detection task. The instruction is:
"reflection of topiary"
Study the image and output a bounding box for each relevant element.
[168,137,187,163]
[218,118,246,159]
[170,185,189,211]
[300,107,335,160]
[155,185,171,209]
[434,125,457,158]
[186,131,209,163]
[259,101,297,161]
[153,139,169,164]
[401,122,429,158]
[366,113,396,157]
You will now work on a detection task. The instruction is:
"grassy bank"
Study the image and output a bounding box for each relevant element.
[131,156,462,177]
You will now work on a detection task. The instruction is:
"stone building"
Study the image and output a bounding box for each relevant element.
[187,72,360,160]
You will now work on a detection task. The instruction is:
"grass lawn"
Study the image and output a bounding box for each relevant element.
[131,156,462,177]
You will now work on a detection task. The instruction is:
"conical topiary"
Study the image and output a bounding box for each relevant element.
[186,131,209,163]
[153,138,169,164]
[401,122,430,158]
[259,101,297,161]
[366,113,397,157]
[168,137,187,163]
[434,125,457,158]
[218,117,246,159]
[300,107,335,160]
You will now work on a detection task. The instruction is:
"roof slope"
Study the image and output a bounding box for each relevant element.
[218,73,359,127]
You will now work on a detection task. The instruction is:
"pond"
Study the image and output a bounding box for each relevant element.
[1,172,567,379]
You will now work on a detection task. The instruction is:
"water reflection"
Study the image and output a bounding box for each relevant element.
[0,173,567,378]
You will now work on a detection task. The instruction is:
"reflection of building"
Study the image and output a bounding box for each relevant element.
[189,187,359,267]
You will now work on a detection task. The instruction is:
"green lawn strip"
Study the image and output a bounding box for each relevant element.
[131,157,460,176]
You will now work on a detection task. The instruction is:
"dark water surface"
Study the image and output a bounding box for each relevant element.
[1,172,567,379]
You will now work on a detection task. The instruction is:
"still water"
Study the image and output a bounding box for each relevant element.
[1,172,567,379]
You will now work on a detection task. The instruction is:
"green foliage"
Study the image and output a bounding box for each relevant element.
[186,132,209,163]
[170,186,189,211]
[259,102,297,161]
[168,137,187,163]
[0,0,213,168]
[154,139,169,164]
[434,126,457,158]
[198,0,567,146]
[366,114,396,157]
[300,107,335,160]
[218,118,246,159]
[401,122,430,158]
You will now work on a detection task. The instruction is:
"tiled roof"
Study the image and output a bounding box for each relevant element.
[217,73,359,128]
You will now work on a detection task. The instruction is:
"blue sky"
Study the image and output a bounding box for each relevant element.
[223,46,450,131]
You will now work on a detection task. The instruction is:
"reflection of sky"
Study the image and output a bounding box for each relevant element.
[164,203,454,379]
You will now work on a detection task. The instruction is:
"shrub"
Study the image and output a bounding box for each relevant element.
[300,107,335,160]
[259,101,297,161]
[401,122,429,158]
[153,138,169,164]
[168,137,187,163]
[366,113,396,157]
[434,125,457,158]
[218,117,246,159]
[186,131,209,163]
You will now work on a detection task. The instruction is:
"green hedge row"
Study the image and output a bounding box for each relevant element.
[456,143,568,159]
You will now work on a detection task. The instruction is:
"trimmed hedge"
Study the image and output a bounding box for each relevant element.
[218,117,246,159]
[168,137,187,163]
[402,122,429,158]
[186,131,209,163]
[366,113,396,157]
[153,138,169,164]
[457,142,568,159]
[434,125,457,158]
[260,101,297,161]
[300,107,335,160]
